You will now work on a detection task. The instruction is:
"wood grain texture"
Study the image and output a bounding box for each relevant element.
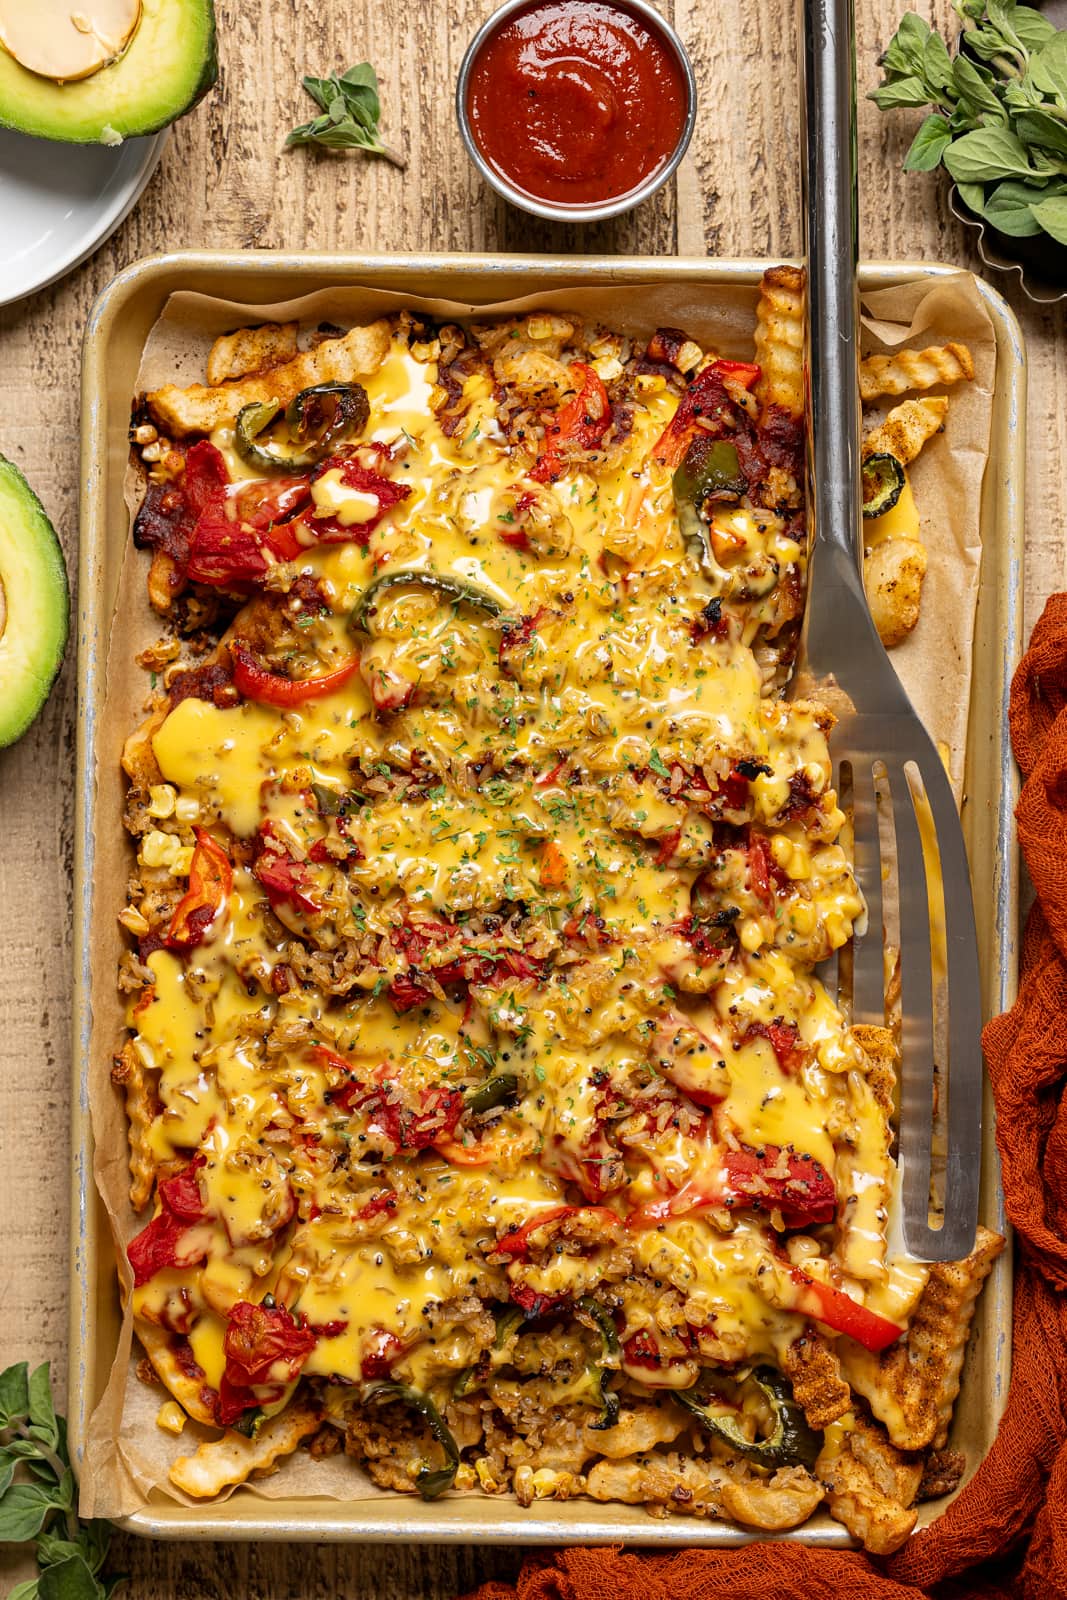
[0,0,1062,1593]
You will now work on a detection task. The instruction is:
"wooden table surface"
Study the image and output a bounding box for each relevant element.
[0,1,1063,1594]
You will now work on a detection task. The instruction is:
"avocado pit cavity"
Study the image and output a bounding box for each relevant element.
[0,0,141,83]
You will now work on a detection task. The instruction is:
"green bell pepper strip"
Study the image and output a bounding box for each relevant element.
[577,1296,621,1431]
[464,1074,519,1115]
[234,382,370,473]
[363,1381,461,1499]
[351,569,506,634]
[452,1304,525,1397]
[672,438,747,572]
[861,452,906,519]
[672,1367,820,1469]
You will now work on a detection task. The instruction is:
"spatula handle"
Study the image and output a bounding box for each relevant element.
[801,0,864,573]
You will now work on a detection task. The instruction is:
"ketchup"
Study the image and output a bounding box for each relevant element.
[466,0,689,208]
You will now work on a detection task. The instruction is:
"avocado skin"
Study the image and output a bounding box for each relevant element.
[0,454,70,750]
[0,0,218,144]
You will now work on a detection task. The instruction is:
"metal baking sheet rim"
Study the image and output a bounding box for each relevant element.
[72,251,1023,1546]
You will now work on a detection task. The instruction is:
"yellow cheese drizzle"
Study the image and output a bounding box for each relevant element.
[130,335,901,1401]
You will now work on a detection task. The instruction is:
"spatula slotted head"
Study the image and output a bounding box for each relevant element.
[825,711,982,1262]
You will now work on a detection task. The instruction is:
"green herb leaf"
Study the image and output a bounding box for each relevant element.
[982,177,1047,232]
[922,29,958,94]
[37,1521,110,1577]
[904,112,954,170]
[0,1448,16,1497]
[0,1482,60,1542]
[27,1367,58,1454]
[647,748,671,779]
[1029,34,1067,105]
[37,1554,105,1600]
[1015,107,1067,157]
[943,124,1040,181]
[953,55,1007,119]
[1032,191,1067,242]
[954,179,990,215]
[1013,6,1057,51]
[0,1363,30,1429]
[869,75,936,110]
[8,1582,41,1600]
[285,62,405,167]
[882,11,933,77]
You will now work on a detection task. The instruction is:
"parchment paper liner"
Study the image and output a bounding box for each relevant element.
[80,272,996,1518]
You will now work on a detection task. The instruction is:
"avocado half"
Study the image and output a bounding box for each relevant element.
[0,455,69,750]
[0,0,217,144]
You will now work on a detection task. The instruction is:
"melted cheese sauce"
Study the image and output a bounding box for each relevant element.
[130,327,900,1408]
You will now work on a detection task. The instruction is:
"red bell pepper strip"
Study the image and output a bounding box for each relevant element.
[232,643,360,707]
[650,359,761,469]
[495,1204,621,1259]
[530,364,611,484]
[722,1146,836,1226]
[253,823,320,916]
[166,829,233,950]
[539,840,568,889]
[223,1301,317,1386]
[789,1268,904,1353]
[627,1143,835,1231]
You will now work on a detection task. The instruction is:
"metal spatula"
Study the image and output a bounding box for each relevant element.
[795,0,982,1260]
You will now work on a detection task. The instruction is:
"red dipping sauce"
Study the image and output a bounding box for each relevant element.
[465,0,690,209]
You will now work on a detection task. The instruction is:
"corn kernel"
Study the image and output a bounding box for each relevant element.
[140,829,181,869]
[175,797,201,823]
[118,906,150,936]
[172,846,195,877]
[147,783,176,818]
[156,1401,187,1436]
[738,916,765,953]
[592,356,623,382]
[635,372,665,395]
[133,1037,157,1071]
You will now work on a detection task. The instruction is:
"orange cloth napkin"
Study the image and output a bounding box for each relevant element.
[461,595,1067,1600]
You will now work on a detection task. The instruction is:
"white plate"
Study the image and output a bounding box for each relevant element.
[0,127,167,308]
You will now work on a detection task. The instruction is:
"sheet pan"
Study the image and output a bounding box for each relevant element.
[72,251,1024,1543]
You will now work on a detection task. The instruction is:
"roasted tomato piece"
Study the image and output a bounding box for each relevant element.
[223,1301,317,1387]
[126,1156,208,1288]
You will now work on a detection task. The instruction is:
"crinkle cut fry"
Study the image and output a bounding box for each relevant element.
[134,1319,217,1427]
[817,1411,921,1555]
[585,1454,824,1530]
[833,1025,897,1283]
[753,263,805,423]
[838,1224,1005,1451]
[863,396,948,467]
[111,1040,156,1211]
[865,537,928,651]
[859,341,974,402]
[206,321,299,387]
[169,1397,322,1497]
[146,318,392,435]
[782,1329,852,1429]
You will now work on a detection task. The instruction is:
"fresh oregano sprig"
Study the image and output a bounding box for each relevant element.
[0,1362,121,1600]
[871,1,1067,246]
[285,62,406,168]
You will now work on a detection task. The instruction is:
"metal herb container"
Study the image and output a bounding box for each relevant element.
[73,251,1022,1544]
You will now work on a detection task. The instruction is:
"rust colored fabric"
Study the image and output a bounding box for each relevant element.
[461,595,1067,1600]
